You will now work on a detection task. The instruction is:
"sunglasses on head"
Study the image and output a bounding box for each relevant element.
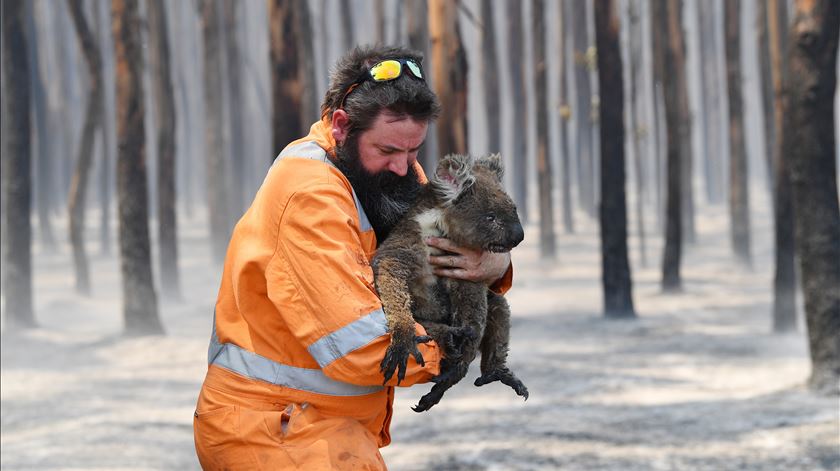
[339,58,425,109]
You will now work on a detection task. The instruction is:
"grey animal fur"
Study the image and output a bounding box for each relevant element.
[372,153,528,412]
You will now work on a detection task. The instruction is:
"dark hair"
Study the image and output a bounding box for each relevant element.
[321,45,441,135]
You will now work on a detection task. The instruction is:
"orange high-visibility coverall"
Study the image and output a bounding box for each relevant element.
[194,118,513,470]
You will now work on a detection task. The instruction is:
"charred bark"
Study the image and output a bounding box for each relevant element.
[595,0,635,318]
[725,0,752,266]
[659,0,683,292]
[148,0,181,299]
[785,0,840,393]
[506,0,528,223]
[571,0,596,218]
[429,0,468,157]
[112,0,163,335]
[2,0,35,329]
[559,0,575,234]
[768,0,797,333]
[201,0,232,263]
[407,0,432,170]
[268,0,306,158]
[67,0,104,296]
[532,0,556,259]
[480,0,500,155]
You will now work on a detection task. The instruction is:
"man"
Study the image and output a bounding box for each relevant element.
[193,45,513,470]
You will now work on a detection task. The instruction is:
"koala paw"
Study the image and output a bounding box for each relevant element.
[380,334,433,385]
[474,367,529,400]
[443,325,478,361]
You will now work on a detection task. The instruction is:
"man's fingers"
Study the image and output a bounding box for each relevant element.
[433,267,470,280]
[425,236,460,253]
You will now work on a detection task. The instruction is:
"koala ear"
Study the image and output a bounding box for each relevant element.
[431,153,476,204]
[476,153,504,182]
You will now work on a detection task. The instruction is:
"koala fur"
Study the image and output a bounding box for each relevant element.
[372,153,528,412]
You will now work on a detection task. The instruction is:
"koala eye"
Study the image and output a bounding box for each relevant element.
[485,214,496,222]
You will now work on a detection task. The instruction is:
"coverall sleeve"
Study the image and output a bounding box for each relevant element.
[267,183,441,387]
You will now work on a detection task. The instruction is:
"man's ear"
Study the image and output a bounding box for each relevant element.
[431,154,475,204]
[331,109,350,145]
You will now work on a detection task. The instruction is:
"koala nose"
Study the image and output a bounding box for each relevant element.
[510,222,525,247]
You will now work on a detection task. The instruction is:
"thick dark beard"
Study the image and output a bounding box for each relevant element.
[334,137,422,243]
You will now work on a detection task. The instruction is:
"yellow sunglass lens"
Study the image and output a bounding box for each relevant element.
[370,60,402,81]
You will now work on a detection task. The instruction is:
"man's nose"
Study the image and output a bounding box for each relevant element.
[388,154,409,176]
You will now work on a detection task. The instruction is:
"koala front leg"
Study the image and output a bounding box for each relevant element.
[374,258,432,385]
[474,292,529,400]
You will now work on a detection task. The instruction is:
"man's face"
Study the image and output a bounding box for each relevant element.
[335,112,428,242]
[355,113,428,176]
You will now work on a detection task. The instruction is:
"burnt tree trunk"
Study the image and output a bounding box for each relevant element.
[112,0,163,335]
[25,3,56,251]
[506,1,528,223]
[480,0,500,155]
[339,0,355,48]
[768,0,797,333]
[559,0,575,234]
[148,0,181,299]
[407,0,432,170]
[672,0,695,245]
[295,0,317,125]
[268,0,306,157]
[223,0,245,215]
[725,0,752,266]
[2,0,35,329]
[571,0,596,218]
[429,0,468,157]
[757,0,776,194]
[532,0,556,259]
[96,0,114,255]
[785,0,840,393]
[659,0,683,292]
[67,0,104,296]
[595,0,635,319]
[201,0,232,263]
[626,0,645,266]
[698,0,724,204]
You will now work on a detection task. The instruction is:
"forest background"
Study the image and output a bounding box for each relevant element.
[1,0,838,469]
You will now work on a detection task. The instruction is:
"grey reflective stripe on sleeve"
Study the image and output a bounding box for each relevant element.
[273,140,373,233]
[307,308,388,368]
[207,314,383,397]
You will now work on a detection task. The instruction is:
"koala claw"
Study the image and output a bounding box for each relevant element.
[381,335,433,385]
[474,368,529,400]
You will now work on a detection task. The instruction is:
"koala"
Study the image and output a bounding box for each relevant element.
[372,153,528,412]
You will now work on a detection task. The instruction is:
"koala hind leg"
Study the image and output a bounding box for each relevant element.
[474,292,529,400]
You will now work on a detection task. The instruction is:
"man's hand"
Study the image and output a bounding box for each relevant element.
[425,237,511,286]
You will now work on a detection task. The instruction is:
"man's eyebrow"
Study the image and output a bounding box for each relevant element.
[377,143,424,152]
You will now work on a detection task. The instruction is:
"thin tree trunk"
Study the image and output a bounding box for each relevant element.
[148,0,181,299]
[559,0,575,234]
[659,0,683,292]
[595,0,635,318]
[480,0,500,155]
[785,0,840,393]
[672,0,695,245]
[650,0,667,233]
[96,0,114,255]
[698,0,724,204]
[268,0,306,158]
[757,0,776,196]
[2,0,35,329]
[201,0,232,263]
[532,0,556,259]
[296,0,317,125]
[725,0,752,266]
[374,0,385,44]
[506,0,528,223]
[429,0,468,157]
[222,0,245,215]
[572,0,595,218]
[26,2,56,251]
[627,0,645,266]
[406,0,432,170]
[67,0,103,296]
[768,0,797,333]
[339,0,355,48]
[112,0,163,335]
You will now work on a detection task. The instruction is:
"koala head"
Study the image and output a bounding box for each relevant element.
[430,153,524,253]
